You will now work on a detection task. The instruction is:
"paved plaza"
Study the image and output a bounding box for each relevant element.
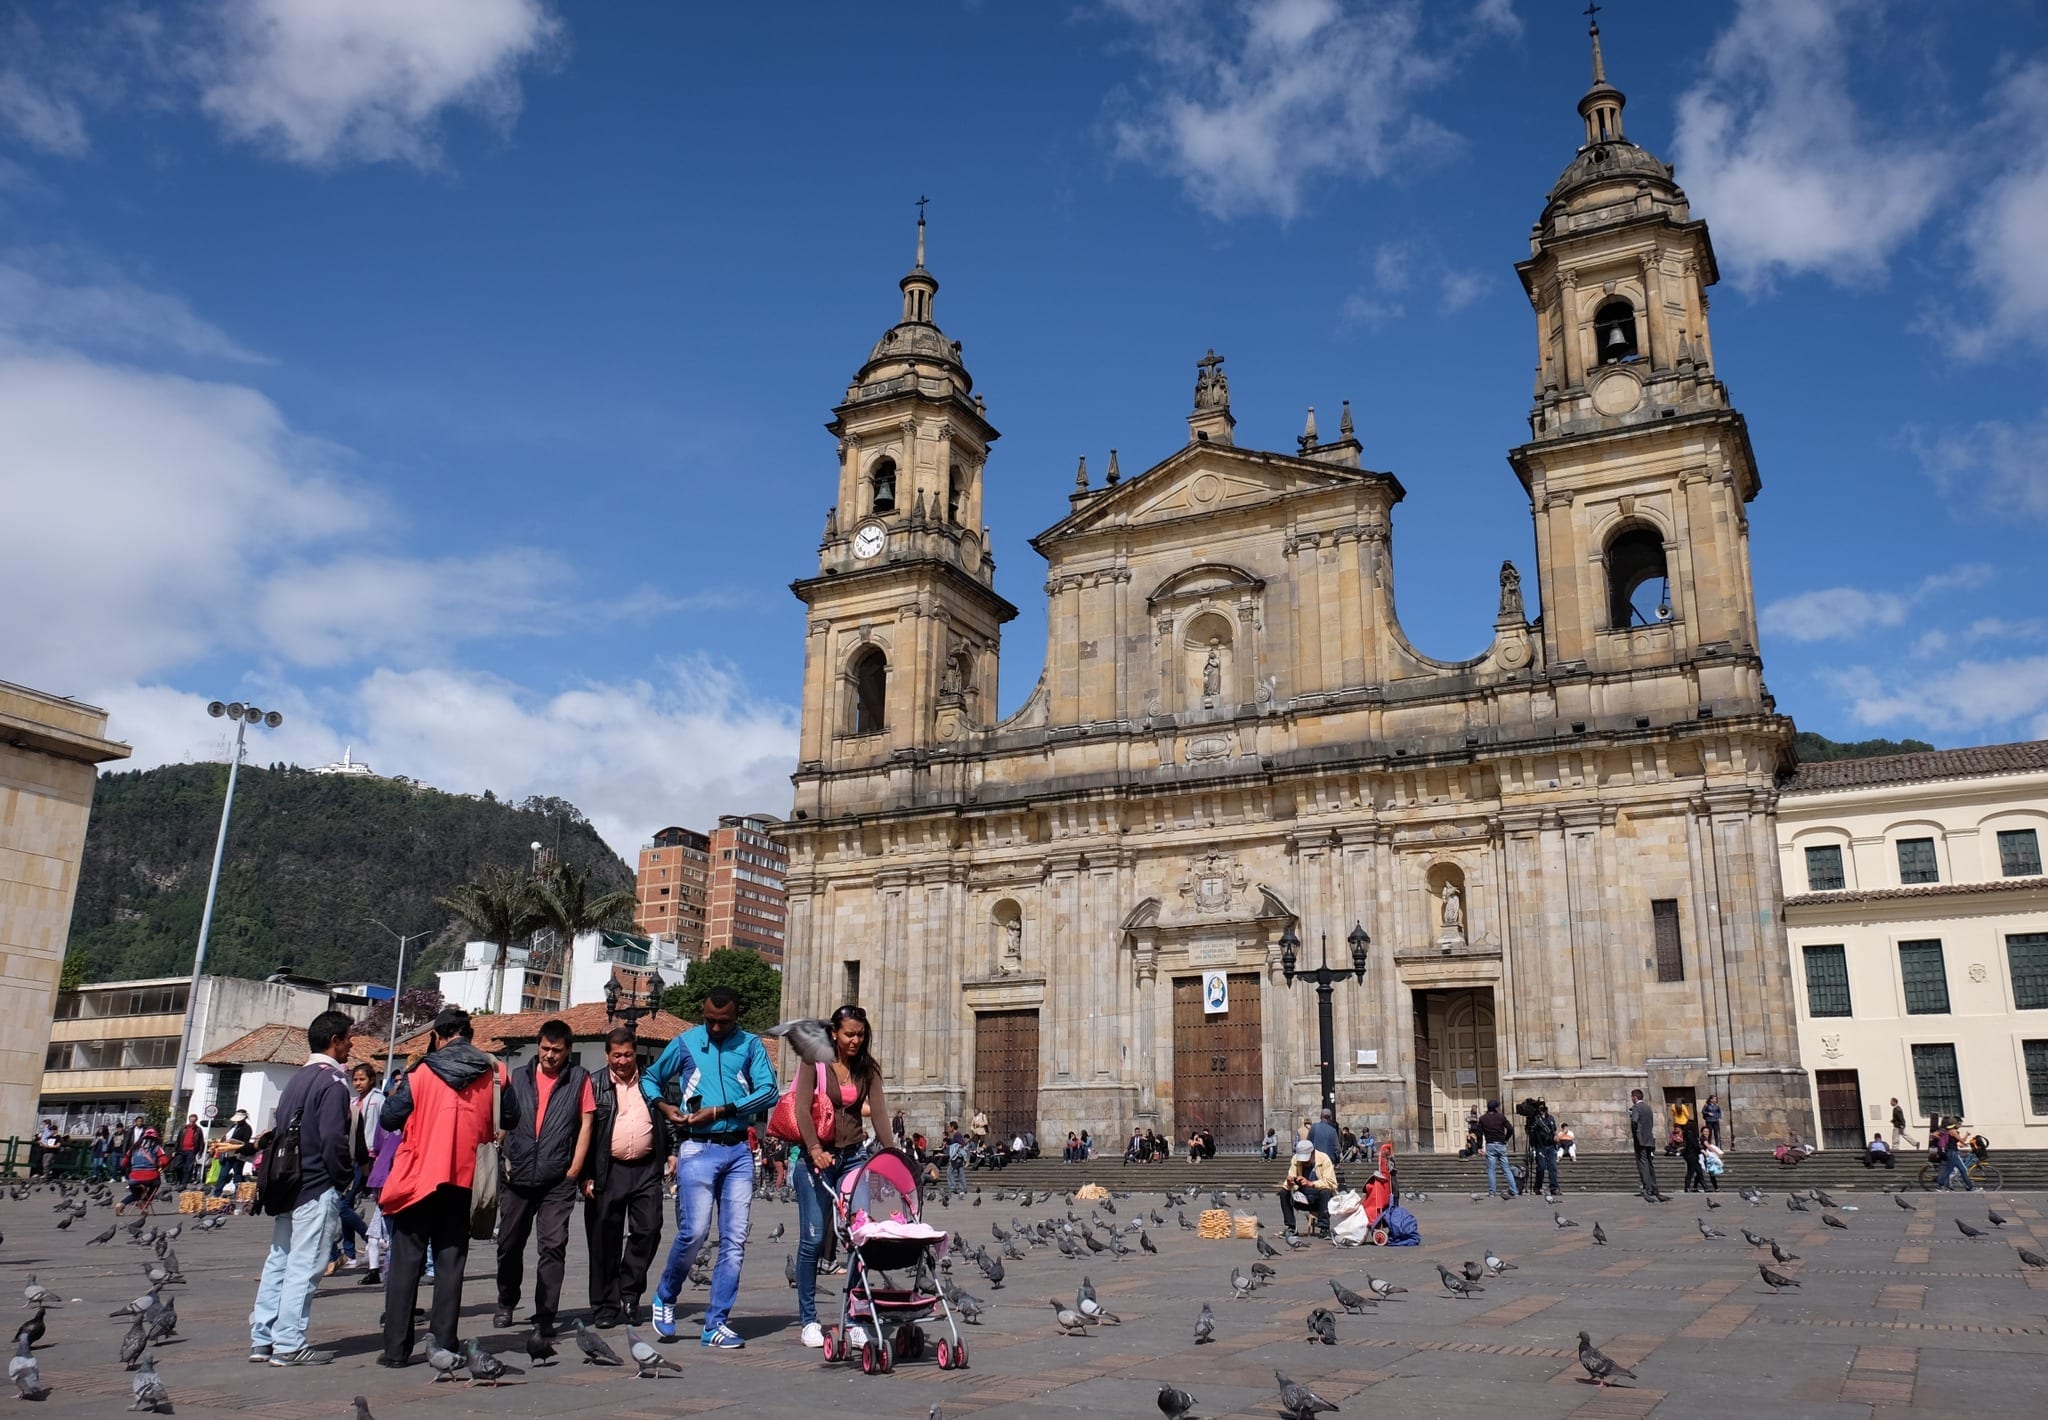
[5,1176,2046,1419]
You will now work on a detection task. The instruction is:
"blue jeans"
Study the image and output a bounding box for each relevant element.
[1530,1144,1559,1195]
[946,1154,965,1193]
[1939,1148,1977,1190]
[250,1188,340,1352]
[794,1145,863,1325]
[654,1140,754,1333]
[1484,1141,1519,1196]
[333,1194,367,1261]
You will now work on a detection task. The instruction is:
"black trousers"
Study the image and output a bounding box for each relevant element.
[382,1187,470,1361]
[496,1177,577,1321]
[1681,1148,1711,1191]
[586,1154,663,1316]
[1277,1185,1331,1233]
[1633,1144,1660,1198]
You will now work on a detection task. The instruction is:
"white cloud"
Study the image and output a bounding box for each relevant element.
[252,551,570,669]
[96,663,799,860]
[1947,62,2048,354]
[1104,0,1511,221]
[1439,269,1487,311]
[1910,409,2048,522]
[193,0,563,167]
[1823,657,2048,743]
[1760,564,1993,644]
[0,68,89,156]
[0,251,266,363]
[1343,239,1486,328]
[1671,0,1949,286]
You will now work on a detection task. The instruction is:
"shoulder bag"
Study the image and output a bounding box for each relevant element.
[470,1064,504,1240]
[767,1059,835,1147]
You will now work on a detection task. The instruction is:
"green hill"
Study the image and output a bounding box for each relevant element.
[1792,730,1937,763]
[65,762,632,987]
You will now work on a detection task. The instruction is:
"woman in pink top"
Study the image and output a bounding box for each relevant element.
[793,1005,896,1347]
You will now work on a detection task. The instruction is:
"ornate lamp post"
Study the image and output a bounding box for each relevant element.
[1279,921,1371,1114]
[605,970,666,1034]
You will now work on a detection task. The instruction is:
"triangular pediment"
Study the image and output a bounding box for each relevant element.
[1031,442,1397,550]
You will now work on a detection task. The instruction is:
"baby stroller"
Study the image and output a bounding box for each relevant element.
[1331,1142,1401,1245]
[816,1146,966,1375]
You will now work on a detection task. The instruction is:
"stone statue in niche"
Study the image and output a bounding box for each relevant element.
[1002,918,1022,971]
[1498,560,1523,620]
[942,652,964,695]
[1202,641,1222,698]
[1437,879,1466,950]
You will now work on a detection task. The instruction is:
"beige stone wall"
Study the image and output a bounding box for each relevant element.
[0,682,128,1141]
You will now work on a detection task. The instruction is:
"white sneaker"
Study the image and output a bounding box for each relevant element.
[800,1322,824,1349]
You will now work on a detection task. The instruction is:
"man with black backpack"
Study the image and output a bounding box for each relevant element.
[1524,1099,1560,1197]
[247,1010,356,1367]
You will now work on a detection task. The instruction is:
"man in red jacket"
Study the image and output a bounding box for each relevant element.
[376,1007,506,1368]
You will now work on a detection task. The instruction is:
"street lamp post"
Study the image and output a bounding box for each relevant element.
[1278,921,1371,1116]
[605,970,667,1035]
[367,918,430,1080]
[165,699,283,1130]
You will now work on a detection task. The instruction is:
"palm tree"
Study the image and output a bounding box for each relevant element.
[532,861,638,1003]
[439,864,546,1012]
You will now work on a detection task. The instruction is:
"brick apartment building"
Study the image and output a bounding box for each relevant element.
[706,813,788,963]
[634,825,709,956]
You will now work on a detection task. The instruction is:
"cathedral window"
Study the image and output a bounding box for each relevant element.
[1651,899,1683,983]
[1604,524,1669,629]
[948,464,963,523]
[851,646,888,735]
[1594,298,1639,363]
[871,458,897,515]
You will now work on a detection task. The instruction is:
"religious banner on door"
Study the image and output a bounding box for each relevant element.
[1202,970,1230,1015]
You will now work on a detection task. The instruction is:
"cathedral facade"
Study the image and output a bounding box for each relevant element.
[781,27,1814,1150]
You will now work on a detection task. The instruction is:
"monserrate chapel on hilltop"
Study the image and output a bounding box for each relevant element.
[781,22,1812,1150]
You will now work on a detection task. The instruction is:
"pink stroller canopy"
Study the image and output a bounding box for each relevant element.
[838,1147,923,1222]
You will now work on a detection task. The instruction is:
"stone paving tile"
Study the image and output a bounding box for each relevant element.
[7,1181,2048,1418]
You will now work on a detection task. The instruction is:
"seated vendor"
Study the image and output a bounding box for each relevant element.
[1863,1133,1895,1169]
[1278,1138,1337,1237]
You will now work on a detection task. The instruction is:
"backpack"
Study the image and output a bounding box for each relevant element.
[1527,1113,1555,1149]
[253,1110,305,1216]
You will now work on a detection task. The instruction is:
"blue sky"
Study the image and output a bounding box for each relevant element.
[3,0,2046,855]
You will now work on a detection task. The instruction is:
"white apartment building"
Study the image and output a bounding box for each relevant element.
[1777,741,2048,1151]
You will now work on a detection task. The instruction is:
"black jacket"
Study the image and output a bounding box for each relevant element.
[501,1058,591,1189]
[1476,1109,1514,1145]
[584,1066,671,1193]
[270,1057,352,1210]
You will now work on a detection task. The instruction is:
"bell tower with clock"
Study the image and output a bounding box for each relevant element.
[791,212,1016,786]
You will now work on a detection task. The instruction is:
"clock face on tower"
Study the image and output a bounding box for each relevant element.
[852,523,887,560]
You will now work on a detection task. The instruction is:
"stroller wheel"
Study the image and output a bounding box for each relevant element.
[820,1329,837,1362]
[859,1342,875,1375]
[879,1340,895,1373]
[1371,1226,1389,1246]
[955,1340,968,1369]
[935,1338,952,1370]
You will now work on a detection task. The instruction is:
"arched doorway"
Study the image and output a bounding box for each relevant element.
[1412,988,1500,1150]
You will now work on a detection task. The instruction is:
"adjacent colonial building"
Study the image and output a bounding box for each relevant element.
[1779,741,2048,1151]
[782,22,1811,1150]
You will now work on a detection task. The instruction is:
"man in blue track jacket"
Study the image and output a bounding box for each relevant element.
[641,988,776,1348]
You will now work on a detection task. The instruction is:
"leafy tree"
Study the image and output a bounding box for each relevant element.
[661,948,783,1034]
[355,986,444,1041]
[438,865,546,1011]
[1794,731,1937,763]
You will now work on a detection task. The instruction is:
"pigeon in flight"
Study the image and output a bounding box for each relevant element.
[1275,1370,1339,1418]
[1956,1218,1985,1239]
[1435,1264,1483,1299]
[128,1353,169,1413]
[1193,1301,1214,1344]
[1576,1331,1637,1389]
[1158,1382,1197,1419]
[1305,1307,1337,1345]
[625,1327,682,1378]
[575,1320,623,1365]
[1758,1264,1801,1293]
[765,1018,836,1065]
[1329,1278,1372,1313]
[1592,1222,1608,1246]
[1770,1239,1800,1265]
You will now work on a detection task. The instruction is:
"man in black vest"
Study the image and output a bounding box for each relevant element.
[582,1026,670,1327]
[494,1019,593,1335]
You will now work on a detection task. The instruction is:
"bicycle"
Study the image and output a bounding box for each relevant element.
[1917,1132,2001,1191]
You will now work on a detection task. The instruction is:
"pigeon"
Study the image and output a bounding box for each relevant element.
[1434,1264,1483,1299]
[1305,1306,1336,1345]
[1770,1240,1800,1264]
[1956,1218,1985,1239]
[1894,1194,1915,1212]
[1276,1369,1339,1419]
[2018,1247,2048,1269]
[1987,1208,2008,1227]
[120,1317,149,1369]
[1158,1382,1197,1419]
[1554,1212,1579,1229]
[982,1257,1005,1289]
[1193,1301,1215,1343]
[955,1292,984,1325]
[1484,1248,1516,1275]
[575,1320,623,1365]
[128,1354,169,1413]
[352,1400,374,1420]
[427,1340,467,1382]
[1049,1300,1092,1335]
[141,1296,175,1345]
[524,1327,557,1366]
[1329,1279,1372,1313]
[1592,1222,1608,1246]
[1741,1228,1770,1248]
[86,1225,118,1247]
[1230,1267,1255,1301]
[1461,1261,1486,1283]
[1821,1213,1848,1230]
[1256,1233,1280,1259]
[1250,1262,1278,1284]
[1697,1218,1725,1240]
[625,1327,681,1378]
[1786,1195,1809,1213]
[1364,1275,1405,1299]
[1740,1186,1764,1205]
[1576,1331,1637,1389]
[1178,1211,1195,1231]
[768,1222,785,1241]
[107,1291,157,1321]
[10,1336,45,1401]
[13,1310,44,1349]
[54,1216,73,1232]
[1705,1196,1721,1210]
[1813,1189,1840,1209]
[1758,1264,1801,1292]
[1076,1279,1119,1324]
[765,1017,835,1065]
[1140,1230,1158,1255]
[462,1338,521,1388]
[20,1279,56,1309]
[784,1254,797,1287]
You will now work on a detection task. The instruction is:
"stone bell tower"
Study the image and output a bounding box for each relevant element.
[791,214,1017,799]
[1510,13,1765,681]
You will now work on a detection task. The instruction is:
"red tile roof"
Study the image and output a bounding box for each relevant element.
[200,1023,425,1069]
[380,1002,693,1062]
[1785,739,2048,793]
[1784,875,2048,909]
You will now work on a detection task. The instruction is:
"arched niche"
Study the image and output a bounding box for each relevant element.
[990,897,1023,972]
[1182,609,1238,713]
[1425,860,1467,947]
[1604,521,1670,630]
